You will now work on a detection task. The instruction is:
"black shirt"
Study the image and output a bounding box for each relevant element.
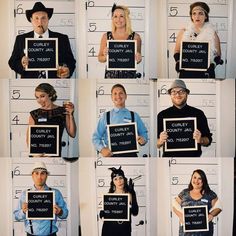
[157,104,212,157]
[30,107,66,157]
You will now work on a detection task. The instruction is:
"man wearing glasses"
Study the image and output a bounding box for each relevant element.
[157,79,212,157]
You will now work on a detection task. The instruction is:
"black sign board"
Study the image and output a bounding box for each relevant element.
[107,122,139,154]
[107,40,137,70]
[180,41,210,71]
[29,125,59,156]
[25,38,58,70]
[183,205,209,232]
[103,193,130,221]
[26,191,55,220]
[163,117,197,152]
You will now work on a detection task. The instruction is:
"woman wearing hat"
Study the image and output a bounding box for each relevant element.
[27,83,76,157]
[174,2,223,78]
[100,166,139,236]
[98,4,142,78]
[8,2,76,78]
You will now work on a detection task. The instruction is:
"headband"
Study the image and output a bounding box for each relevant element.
[192,6,208,15]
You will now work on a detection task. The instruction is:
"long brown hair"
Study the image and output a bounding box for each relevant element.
[188,169,211,195]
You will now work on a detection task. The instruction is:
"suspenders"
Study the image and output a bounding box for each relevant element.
[106,111,135,125]
[106,110,138,157]
[27,188,53,235]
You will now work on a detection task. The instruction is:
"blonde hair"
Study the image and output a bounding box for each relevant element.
[111,5,132,35]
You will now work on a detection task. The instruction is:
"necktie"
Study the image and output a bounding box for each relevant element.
[38,35,46,78]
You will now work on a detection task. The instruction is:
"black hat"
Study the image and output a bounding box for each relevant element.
[109,166,125,179]
[26,2,53,22]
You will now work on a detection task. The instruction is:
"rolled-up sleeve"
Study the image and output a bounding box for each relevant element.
[92,113,108,152]
[135,113,148,144]
[55,189,68,219]
[14,191,27,221]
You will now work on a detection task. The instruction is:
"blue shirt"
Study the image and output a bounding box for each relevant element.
[92,107,148,152]
[14,184,68,235]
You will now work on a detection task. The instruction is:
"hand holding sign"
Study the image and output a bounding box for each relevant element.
[208,213,214,222]
[137,136,146,146]
[193,129,202,143]
[22,202,28,214]
[21,56,29,69]
[54,205,62,216]
[158,131,168,146]
[135,52,142,64]
[100,147,113,157]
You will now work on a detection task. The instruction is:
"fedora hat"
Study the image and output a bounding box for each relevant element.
[26,2,53,22]
[31,161,49,174]
[168,79,190,94]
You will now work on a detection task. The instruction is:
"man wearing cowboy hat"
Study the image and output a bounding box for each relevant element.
[14,161,68,236]
[157,79,212,157]
[9,2,76,78]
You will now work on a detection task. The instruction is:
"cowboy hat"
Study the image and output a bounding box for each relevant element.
[26,2,53,22]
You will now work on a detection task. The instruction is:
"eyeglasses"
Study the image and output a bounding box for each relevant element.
[170,89,187,95]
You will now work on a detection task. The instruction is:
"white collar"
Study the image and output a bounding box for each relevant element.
[34,29,49,38]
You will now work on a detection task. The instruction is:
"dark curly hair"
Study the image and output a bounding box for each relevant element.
[35,83,57,102]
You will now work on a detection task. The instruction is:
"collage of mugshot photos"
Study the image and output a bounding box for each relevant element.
[0,1,235,236]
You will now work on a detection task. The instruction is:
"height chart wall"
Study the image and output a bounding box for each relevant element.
[10,79,78,158]
[167,0,228,78]
[169,158,220,236]
[13,0,76,78]
[12,158,68,236]
[95,79,150,157]
[157,79,217,157]
[95,158,147,236]
[86,0,146,79]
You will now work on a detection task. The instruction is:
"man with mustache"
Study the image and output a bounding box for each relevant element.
[9,2,76,78]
